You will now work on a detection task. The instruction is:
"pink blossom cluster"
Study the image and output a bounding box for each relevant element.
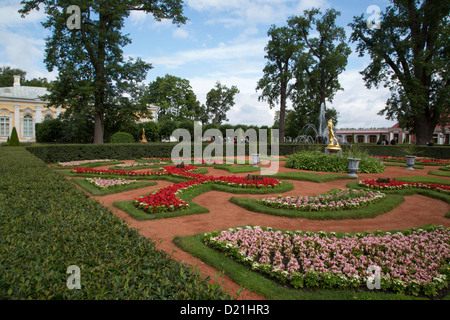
[58,159,112,167]
[115,162,167,167]
[259,189,385,211]
[204,226,450,295]
[86,177,137,190]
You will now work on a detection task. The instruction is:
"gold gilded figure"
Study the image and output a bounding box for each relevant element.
[141,128,148,143]
[326,119,341,150]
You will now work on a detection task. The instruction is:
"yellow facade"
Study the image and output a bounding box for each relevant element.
[0,76,63,143]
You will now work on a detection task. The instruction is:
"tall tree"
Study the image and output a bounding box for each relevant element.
[256,25,301,143]
[144,74,205,122]
[349,0,449,145]
[288,8,351,138]
[206,81,240,125]
[19,0,187,144]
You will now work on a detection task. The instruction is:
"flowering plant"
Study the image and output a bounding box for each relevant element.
[359,179,450,194]
[58,159,113,167]
[203,225,450,296]
[374,156,450,165]
[259,189,385,211]
[86,177,137,190]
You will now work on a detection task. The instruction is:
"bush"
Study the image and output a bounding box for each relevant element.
[7,127,20,146]
[285,150,385,173]
[0,147,232,299]
[35,119,64,143]
[110,131,135,144]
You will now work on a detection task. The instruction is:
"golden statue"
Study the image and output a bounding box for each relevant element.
[140,128,148,143]
[326,119,341,150]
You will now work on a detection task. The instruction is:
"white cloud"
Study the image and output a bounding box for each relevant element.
[186,0,331,27]
[146,36,267,70]
[330,70,396,129]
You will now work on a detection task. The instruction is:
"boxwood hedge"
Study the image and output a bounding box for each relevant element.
[25,142,449,164]
[0,147,232,300]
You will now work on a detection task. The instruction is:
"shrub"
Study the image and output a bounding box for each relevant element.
[35,119,64,143]
[285,150,385,173]
[8,127,20,146]
[110,131,135,143]
[0,147,232,299]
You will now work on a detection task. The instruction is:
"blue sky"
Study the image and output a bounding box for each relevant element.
[0,0,397,129]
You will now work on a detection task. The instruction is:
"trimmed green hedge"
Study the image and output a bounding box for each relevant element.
[25,142,450,164]
[0,147,232,299]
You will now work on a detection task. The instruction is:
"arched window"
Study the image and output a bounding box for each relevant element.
[0,116,10,136]
[23,114,34,137]
[44,114,54,121]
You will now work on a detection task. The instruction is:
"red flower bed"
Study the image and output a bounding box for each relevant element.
[374,156,450,165]
[73,164,282,214]
[359,179,450,193]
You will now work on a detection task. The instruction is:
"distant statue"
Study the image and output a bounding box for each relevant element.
[326,119,340,149]
[141,128,148,143]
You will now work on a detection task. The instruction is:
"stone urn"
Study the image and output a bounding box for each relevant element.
[406,155,416,170]
[348,158,361,178]
[252,154,260,167]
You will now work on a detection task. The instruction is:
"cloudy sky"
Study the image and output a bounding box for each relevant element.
[0,0,397,129]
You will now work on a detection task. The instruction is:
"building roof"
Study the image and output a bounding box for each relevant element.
[0,86,48,101]
[0,75,48,102]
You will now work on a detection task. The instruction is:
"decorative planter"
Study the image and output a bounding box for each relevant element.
[406,155,416,170]
[252,154,260,167]
[348,158,361,178]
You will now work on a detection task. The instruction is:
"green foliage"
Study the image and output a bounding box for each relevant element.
[287,8,350,133]
[144,74,205,122]
[0,147,232,299]
[285,150,385,173]
[349,0,449,145]
[110,132,135,144]
[206,82,240,124]
[19,1,187,143]
[35,119,64,143]
[8,127,20,146]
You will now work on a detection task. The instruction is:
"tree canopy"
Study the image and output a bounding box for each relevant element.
[144,74,205,122]
[257,8,350,142]
[206,81,240,125]
[349,0,449,145]
[19,0,187,143]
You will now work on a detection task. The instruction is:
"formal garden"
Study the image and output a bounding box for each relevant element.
[1,143,449,300]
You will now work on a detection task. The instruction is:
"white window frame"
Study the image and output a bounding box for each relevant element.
[22,113,34,137]
[0,116,11,137]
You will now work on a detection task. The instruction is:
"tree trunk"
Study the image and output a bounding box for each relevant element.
[93,112,104,144]
[414,115,436,145]
[279,84,286,143]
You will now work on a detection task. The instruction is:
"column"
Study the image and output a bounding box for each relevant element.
[36,106,43,123]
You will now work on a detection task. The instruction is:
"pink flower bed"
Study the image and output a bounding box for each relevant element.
[204,226,450,296]
[58,159,113,167]
[259,189,385,211]
[86,177,137,190]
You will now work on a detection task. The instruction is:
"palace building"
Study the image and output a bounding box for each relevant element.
[0,75,158,143]
[335,123,450,145]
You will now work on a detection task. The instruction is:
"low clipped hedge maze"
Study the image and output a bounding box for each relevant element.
[0,147,231,299]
